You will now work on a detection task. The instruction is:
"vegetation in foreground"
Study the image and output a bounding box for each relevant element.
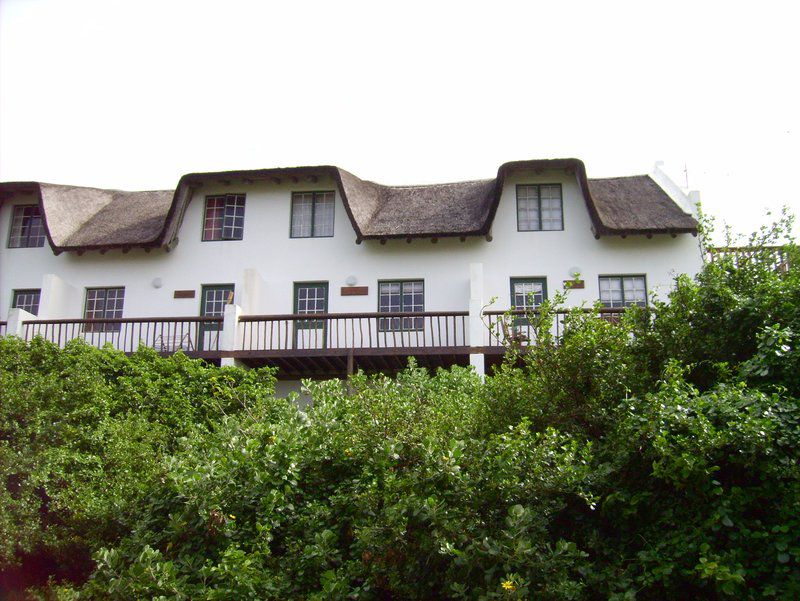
[1,219,799,599]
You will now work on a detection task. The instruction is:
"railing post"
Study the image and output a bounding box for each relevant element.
[6,308,36,338]
[220,304,243,367]
[469,262,485,378]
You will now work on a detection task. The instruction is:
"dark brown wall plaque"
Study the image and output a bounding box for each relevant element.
[563,280,585,290]
[174,290,196,299]
[341,286,368,296]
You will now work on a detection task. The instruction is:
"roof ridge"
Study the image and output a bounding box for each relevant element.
[588,174,651,182]
[379,178,495,191]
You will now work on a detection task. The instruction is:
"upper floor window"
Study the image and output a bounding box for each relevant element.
[291,191,335,238]
[8,205,46,248]
[599,275,647,308]
[84,287,125,332]
[203,194,245,241]
[12,289,41,315]
[516,184,563,231]
[378,280,424,331]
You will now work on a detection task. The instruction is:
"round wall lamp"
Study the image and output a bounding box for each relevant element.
[345,275,358,286]
[152,277,164,289]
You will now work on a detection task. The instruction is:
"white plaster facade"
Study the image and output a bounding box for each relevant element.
[0,167,702,324]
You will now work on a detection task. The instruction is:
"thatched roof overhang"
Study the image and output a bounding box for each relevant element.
[0,159,698,253]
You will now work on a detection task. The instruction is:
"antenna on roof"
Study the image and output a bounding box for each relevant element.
[683,163,689,189]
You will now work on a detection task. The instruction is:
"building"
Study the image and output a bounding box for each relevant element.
[0,158,701,393]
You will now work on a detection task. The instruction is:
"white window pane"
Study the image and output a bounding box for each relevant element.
[313,194,334,237]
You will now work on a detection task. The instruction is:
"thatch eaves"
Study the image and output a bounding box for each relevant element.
[0,159,698,253]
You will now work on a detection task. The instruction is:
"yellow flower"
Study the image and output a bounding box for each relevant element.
[502,580,516,592]
[229,514,236,519]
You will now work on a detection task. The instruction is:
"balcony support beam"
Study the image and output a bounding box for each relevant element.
[469,262,485,379]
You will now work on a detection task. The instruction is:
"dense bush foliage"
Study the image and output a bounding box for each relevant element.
[1,222,798,599]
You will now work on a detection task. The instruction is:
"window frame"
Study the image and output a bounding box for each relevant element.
[202,194,246,242]
[12,288,41,316]
[293,281,329,330]
[200,284,235,319]
[515,183,564,232]
[509,277,548,325]
[598,274,648,308]
[289,191,336,238]
[7,205,46,248]
[83,287,125,333]
[378,279,425,332]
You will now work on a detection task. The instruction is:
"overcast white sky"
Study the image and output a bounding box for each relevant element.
[1,0,798,242]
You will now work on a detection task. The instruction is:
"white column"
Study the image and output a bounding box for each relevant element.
[39,274,81,319]
[242,268,267,315]
[468,262,485,378]
[220,303,243,367]
[6,308,36,338]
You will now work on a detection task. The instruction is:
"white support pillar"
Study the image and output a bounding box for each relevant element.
[242,268,267,315]
[220,303,243,367]
[6,308,36,338]
[468,262,485,378]
[39,274,81,319]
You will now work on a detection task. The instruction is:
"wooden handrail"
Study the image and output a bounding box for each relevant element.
[483,307,634,316]
[22,316,223,325]
[240,310,469,322]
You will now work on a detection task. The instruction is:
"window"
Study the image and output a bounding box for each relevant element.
[378,280,424,331]
[293,283,329,348]
[12,289,41,315]
[201,285,235,318]
[599,275,647,308]
[8,205,46,248]
[510,278,547,311]
[202,194,246,241]
[510,278,547,324]
[84,287,125,332]
[291,191,335,238]
[198,285,234,350]
[516,184,563,231]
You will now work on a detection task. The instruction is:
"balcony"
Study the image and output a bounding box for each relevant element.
[5,308,629,378]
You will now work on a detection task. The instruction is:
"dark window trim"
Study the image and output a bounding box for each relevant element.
[198,284,234,345]
[515,183,564,232]
[377,278,425,332]
[509,277,548,325]
[201,194,246,242]
[7,204,46,248]
[598,274,649,307]
[293,281,330,331]
[289,191,336,239]
[200,284,235,316]
[83,286,125,333]
[12,288,41,315]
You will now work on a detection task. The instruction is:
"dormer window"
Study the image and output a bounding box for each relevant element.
[290,191,335,238]
[8,205,46,248]
[516,184,563,231]
[202,194,246,241]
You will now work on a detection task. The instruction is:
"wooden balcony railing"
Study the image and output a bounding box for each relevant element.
[483,307,632,347]
[239,311,469,352]
[708,245,792,272]
[22,317,224,353]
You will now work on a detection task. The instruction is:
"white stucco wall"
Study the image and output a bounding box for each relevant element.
[0,169,703,325]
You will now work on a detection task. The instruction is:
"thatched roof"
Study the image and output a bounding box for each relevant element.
[0,159,698,252]
[587,175,698,235]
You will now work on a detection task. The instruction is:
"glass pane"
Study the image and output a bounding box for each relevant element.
[517,186,540,231]
[291,194,314,237]
[313,192,335,237]
[540,185,562,230]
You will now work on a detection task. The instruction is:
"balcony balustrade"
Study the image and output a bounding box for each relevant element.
[5,307,633,377]
[22,317,224,354]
